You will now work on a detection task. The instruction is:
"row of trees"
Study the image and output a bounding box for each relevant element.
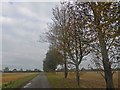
[45,1,119,89]
[3,67,41,72]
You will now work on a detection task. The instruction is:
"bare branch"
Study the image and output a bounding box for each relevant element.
[107,38,115,51]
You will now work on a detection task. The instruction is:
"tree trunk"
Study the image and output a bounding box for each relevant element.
[76,64,80,86]
[64,59,68,78]
[92,5,114,88]
[98,32,114,89]
[64,52,68,78]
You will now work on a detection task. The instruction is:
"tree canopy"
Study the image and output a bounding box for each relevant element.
[43,48,64,72]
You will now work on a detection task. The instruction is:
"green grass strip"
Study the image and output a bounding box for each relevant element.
[2,73,39,89]
[45,72,81,88]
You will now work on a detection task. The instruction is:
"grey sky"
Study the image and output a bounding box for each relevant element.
[1,2,59,70]
[1,1,95,71]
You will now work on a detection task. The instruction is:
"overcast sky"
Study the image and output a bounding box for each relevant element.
[1,1,95,71]
[1,2,60,70]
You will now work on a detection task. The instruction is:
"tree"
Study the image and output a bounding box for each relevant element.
[81,2,119,89]
[26,69,32,72]
[47,1,119,88]
[3,67,9,72]
[65,2,91,85]
[34,69,41,72]
[43,48,64,72]
[47,2,91,85]
[20,68,23,72]
[47,2,69,78]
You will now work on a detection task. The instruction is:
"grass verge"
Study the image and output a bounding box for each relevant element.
[45,72,82,88]
[2,73,39,89]
[45,71,119,88]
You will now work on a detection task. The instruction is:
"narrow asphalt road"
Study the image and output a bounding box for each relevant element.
[21,72,51,89]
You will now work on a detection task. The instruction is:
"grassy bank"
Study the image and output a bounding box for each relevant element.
[2,73,39,89]
[46,71,119,88]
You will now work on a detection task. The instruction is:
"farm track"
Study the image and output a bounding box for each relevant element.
[21,72,51,89]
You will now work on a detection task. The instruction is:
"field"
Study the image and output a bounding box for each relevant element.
[1,72,39,88]
[46,71,119,88]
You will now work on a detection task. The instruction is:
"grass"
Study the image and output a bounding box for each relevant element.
[2,73,36,84]
[45,71,119,88]
[0,73,1,89]
[46,72,84,88]
[1,72,39,89]
[79,71,118,88]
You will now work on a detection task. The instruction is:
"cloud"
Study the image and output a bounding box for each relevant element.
[2,0,61,2]
[2,2,56,70]
[1,16,15,25]
[1,2,96,71]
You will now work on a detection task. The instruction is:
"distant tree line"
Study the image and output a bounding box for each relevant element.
[43,1,119,89]
[2,67,41,73]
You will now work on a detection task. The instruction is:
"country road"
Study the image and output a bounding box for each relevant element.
[21,72,51,89]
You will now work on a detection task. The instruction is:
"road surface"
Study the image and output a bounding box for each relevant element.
[21,72,51,88]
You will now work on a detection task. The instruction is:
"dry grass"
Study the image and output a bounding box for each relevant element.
[0,73,2,85]
[46,71,119,88]
[80,71,118,88]
[2,73,38,85]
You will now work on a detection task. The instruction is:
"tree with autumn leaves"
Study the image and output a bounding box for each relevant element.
[45,1,119,89]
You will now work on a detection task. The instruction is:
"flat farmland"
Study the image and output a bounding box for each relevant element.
[46,71,119,88]
[1,72,39,88]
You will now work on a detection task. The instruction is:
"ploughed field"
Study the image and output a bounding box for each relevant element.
[46,71,119,88]
[1,72,39,88]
